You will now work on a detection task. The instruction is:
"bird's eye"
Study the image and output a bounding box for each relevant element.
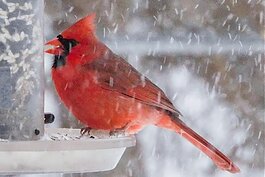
[57,34,63,40]
[56,35,79,54]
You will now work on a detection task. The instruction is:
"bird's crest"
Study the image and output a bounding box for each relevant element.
[60,13,97,43]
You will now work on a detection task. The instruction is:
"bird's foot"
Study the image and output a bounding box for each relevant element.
[109,123,129,137]
[79,127,92,138]
[109,129,126,137]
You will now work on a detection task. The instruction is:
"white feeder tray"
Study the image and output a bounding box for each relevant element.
[0,128,136,174]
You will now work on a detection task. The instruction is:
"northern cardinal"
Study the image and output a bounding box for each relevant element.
[45,14,240,173]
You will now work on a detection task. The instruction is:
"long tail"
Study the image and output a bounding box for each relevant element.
[156,113,240,173]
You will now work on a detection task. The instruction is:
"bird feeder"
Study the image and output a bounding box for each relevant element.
[0,0,44,140]
[0,0,135,174]
[0,128,136,174]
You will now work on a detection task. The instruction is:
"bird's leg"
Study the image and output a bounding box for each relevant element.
[109,123,129,136]
[80,127,92,136]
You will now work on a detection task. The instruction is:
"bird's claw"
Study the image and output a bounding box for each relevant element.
[109,123,129,137]
[109,128,127,137]
[109,130,126,137]
[79,127,92,137]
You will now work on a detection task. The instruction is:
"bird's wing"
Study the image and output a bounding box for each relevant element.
[81,49,181,116]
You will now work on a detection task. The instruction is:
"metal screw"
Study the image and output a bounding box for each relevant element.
[34,129,40,135]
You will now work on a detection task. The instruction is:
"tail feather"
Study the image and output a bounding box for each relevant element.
[156,115,240,173]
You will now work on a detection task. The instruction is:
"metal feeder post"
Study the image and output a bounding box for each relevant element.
[0,0,44,140]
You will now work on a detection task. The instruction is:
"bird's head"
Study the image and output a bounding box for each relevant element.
[45,13,97,55]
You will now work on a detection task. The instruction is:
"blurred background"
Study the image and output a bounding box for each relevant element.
[42,0,264,177]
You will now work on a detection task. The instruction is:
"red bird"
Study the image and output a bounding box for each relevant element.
[45,14,240,173]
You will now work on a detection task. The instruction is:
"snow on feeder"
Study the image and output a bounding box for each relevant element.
[0,0,135,174]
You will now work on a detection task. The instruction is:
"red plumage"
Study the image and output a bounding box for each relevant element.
[45,13,240,173]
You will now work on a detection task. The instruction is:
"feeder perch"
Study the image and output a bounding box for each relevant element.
[0,0,136,174]
[0,128,136,174]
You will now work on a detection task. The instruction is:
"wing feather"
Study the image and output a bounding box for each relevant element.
[81,49,181,116]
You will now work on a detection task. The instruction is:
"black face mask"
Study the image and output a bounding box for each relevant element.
[52,35,79,69]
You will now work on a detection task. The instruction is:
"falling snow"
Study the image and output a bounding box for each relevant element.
[14,0,264,177]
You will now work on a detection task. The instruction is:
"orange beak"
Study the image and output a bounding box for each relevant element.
[45,38,63,55]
